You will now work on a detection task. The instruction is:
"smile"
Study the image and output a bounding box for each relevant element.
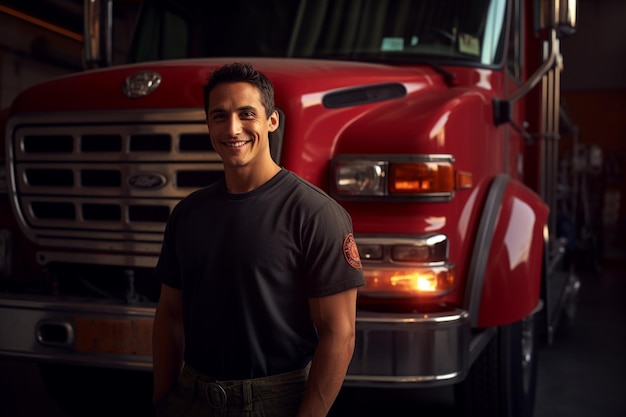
[223,140,252,148]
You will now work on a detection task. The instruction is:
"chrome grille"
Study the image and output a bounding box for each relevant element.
[8,110,221,255]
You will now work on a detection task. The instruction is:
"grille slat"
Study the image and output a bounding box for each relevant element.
[179,133,213,151]
[130,134,171,152]
[23,134,74,153]
[129,205,171,223]
[11,117,224,250]
[82,203,122,221]
[176,170,224,188]
[26,168,74,186]
[81,134,123,152]
[81,170,122,187]
[15,125,222,162]
[31,201,76,220]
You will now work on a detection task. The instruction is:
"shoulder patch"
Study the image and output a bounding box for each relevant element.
[343,233,362,269]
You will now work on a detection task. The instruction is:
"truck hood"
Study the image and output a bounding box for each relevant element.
[10,58,445,114]
[9,58,493,195]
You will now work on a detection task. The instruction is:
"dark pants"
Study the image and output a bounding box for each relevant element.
[155,363,310,417]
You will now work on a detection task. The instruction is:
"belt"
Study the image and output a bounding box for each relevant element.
[183,363,310,409]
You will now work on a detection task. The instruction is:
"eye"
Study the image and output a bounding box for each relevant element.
[240,111,256,119]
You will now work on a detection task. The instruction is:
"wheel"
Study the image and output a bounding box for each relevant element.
[454,314,538,417]
[38,363,155,417]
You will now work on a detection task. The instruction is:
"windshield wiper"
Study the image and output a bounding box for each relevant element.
[424,62,456,87]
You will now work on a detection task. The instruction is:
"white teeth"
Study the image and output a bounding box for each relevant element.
[224,141,248,147]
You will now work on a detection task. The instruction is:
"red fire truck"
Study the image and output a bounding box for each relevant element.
[0,0,579,416]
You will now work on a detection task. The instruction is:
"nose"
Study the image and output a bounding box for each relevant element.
[227,114,243,136]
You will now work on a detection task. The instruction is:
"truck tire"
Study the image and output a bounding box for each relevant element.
[38,363,154,417]
[454,314,538,417]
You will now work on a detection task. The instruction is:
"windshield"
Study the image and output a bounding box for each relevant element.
[129,0,507,67]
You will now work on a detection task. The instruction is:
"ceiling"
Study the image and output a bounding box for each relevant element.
[0,0,141,36]
[1,0,84,33]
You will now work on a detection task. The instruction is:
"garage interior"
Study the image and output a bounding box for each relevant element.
[0,0,625,416]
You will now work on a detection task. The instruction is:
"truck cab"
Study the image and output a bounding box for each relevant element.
[0,1,579,416]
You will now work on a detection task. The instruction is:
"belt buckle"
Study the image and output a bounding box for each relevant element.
[205,382,228,409]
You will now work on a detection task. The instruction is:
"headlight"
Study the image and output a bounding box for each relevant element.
[357,235,455,298]
[331,155,471,201]
[334,161,387,195]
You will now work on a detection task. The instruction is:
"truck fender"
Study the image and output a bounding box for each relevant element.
[464,174,549,328]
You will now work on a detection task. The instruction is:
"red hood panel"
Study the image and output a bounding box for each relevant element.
[11,58,439,114]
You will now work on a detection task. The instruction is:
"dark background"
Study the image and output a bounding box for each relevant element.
[0,1,625,416]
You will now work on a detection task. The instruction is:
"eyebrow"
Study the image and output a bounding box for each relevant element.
[208,105,258,116]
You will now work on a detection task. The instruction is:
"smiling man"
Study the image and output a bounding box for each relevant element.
[206,76,279,191]
[151,62,365,417]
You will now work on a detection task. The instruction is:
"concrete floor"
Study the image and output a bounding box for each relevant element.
[1,257,625,417]
[533,258,626,417]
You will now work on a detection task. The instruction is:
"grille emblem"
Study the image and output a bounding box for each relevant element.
[123,71,162,98]
[128,172,167,189]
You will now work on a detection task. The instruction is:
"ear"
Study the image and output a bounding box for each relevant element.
[268,110,279,133]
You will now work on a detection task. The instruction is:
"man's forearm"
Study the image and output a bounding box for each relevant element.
[152,346,183,403]
[152,310,184,403]
[296,332,355,417]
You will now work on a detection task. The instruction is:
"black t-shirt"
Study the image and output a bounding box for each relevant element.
[154,169,365,379]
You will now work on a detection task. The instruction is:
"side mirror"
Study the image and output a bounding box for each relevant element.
[556,0,577,36]
[83,0,114,68]
[536,0,577,37]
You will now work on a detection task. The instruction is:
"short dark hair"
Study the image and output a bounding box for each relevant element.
[203,62,275,119]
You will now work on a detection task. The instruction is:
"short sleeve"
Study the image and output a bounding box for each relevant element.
[302,201,365,297]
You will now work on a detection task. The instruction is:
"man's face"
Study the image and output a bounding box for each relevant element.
[206,81,278,170]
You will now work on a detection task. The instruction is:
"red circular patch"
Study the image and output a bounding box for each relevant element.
[343,233,362,269]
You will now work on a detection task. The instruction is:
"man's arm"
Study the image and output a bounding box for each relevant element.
[297,287,358,417]
[152,283,184,404]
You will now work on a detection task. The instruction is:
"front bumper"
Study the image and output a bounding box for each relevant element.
[0,294,155,370]
[345,308,470,387]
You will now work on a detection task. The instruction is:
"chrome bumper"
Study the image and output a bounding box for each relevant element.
[0,294,155,370]
[345,308,470,387]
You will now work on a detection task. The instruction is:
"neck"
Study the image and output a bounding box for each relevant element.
[224,163,281,194]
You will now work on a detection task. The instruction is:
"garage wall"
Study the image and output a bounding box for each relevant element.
[561,0,626,92]
[0,12,81,108]
[558,0,626,250]
[0,1,137,109]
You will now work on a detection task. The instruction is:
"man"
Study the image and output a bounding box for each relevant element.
[152,62,365,417]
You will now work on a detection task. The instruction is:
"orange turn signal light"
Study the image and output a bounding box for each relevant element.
[389,162,454,194]
[362,266,455,297]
